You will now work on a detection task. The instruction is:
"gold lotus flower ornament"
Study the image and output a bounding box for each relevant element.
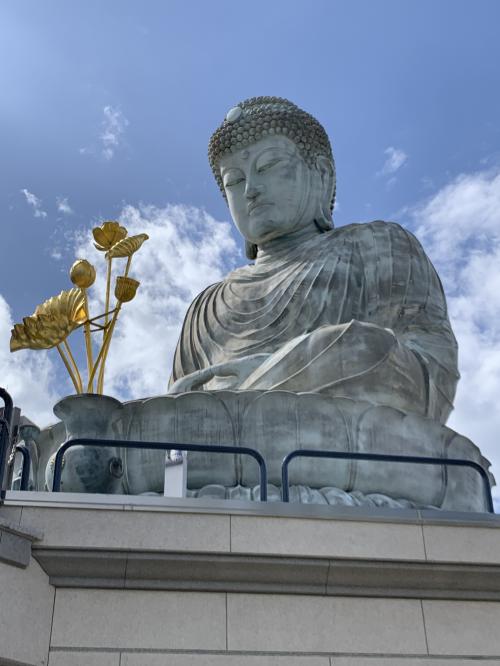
[11,217,149,395]
[10,289,86,352]
[93,221,127,252]
[70,259,96,289]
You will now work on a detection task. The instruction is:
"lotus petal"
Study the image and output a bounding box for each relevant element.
[11,315,62,351]
[35,288,86,324]
[92,221,128,252]
[106,233,149,259]
[10,288,86,352]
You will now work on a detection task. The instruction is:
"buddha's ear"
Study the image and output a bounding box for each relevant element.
[245,240,258,260]
[315,155,335,229]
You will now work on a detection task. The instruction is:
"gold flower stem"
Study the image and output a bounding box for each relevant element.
[103,256,113,340]
[124,255,132,278]
[63,339,83,392]
[82,290,95,392]
[56,344,81,393]
[96,303,122,394]
[87,303,122,393]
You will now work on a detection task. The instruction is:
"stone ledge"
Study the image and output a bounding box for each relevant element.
[0,515,41,568]
[6,489,500,526]
[12,498,500,566]
[45,653,500,666]
[33,547,500,600]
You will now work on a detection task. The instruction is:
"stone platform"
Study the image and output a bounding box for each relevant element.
[38,392,494,511]
[2,493,500,665]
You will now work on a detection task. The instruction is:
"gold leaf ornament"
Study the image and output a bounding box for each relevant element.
[34,289,87,322]
[92,221,128,252]
[106,233,149,259]
[115,276,140,302]
[10,288,86,352]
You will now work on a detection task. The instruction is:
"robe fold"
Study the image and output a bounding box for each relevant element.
[170,221,459,423]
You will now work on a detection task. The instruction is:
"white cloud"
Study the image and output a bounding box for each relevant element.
[379,146,408,176]
[413,169,500,283]
[56,196,73,215]
[20,188,47,218]
[1,203,237,427]
[74,203,239,398]
[100,106,129,160]
[411,167,500,507]
[0,295,62,426]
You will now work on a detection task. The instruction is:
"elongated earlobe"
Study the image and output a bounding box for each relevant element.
[245,240,258,260]
[315,156,335,229]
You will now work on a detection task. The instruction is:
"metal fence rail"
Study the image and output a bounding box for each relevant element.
[0,388,14,500]
[280,448,494,513]
[13,445,32,491]
[52,437,268,501]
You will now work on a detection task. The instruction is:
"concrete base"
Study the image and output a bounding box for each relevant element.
[2,493,500,665]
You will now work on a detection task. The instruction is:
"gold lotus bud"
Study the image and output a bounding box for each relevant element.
[92,220,128,252]
[114,276,139,303]
[70,259,96,288]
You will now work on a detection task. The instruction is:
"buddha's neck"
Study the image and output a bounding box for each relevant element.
[256,224,324,263]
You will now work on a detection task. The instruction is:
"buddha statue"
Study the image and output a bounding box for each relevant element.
[168,96,459,424]
[39,97,491,509]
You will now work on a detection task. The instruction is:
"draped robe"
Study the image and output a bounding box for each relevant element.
[170,221,459,423]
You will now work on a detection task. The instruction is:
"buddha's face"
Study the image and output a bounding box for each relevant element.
[219,135,323,245]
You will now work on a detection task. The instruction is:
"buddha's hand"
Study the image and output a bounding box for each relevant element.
[168,353,270,394]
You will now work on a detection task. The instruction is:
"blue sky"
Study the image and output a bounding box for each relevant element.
[2,0,500,505]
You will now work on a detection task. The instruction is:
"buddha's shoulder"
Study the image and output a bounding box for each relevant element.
[331,220,424,250]
[333,219,413,239]
[183,280,223,314]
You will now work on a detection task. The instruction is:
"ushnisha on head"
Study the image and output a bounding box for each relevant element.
[209,97,336,258]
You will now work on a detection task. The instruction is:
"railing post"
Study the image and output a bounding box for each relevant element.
[0,388,14,501]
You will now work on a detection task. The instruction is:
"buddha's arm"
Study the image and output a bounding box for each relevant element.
[169,315,448,421]
[168,353,271,394]
[237,320,426,410]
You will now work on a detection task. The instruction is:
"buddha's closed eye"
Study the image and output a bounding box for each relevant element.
[257,158,283,173]
[223,171,245,188]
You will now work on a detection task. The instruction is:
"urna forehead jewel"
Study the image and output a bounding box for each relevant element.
[208,96,337,211]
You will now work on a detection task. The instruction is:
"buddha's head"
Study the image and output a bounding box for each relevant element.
[209,97,336,258]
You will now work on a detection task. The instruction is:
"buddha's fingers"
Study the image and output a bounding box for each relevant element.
[167,367,215,394]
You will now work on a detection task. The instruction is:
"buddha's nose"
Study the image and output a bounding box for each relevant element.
[245,180,263,200]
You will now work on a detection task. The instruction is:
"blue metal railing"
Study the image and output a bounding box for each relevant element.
[52,438,268,501]
[0,388,14,500]
[280,448,494,513]
[13,445,32,491]
[0,388,32,494]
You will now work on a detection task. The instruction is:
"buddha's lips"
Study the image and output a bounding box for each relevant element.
[248,202,273,214]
